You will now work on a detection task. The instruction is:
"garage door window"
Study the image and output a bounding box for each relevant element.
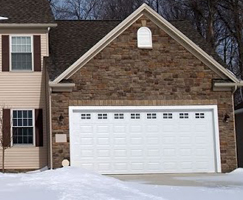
[147,113,156,119]
[179,113,189,119]
[81,114,91,119]
[195,113,205,119]
[163,113,173,119]
[98,114,108,119]
[114,113,124,119]
[131,113,140,119]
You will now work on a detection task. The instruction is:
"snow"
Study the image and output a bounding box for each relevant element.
[175,168,243,186]
[0,167,242,200]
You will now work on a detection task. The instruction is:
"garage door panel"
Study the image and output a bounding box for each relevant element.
[70,107,218,174]
[97,138,110,145]
[147,137,160,145]
[147,149,160,157]
[114,137,127,145]
[113,126,126,133]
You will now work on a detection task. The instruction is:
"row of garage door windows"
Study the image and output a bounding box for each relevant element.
[80,113,205,120]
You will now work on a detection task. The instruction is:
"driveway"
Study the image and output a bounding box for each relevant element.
[109,173,242,187]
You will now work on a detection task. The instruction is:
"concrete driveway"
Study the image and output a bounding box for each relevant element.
[109,173,241,187]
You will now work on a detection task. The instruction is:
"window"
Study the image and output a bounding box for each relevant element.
[163,113,173,119]
[147,113,156,119]
[137,27,152,48]
[195,113,205,119]
[81,114,91,119]
[131,113,140,119]
[11,36,32,70]
[179,113,189,119]
[12,110,34,145]
[114,113,124,119]
[98,114,108,119]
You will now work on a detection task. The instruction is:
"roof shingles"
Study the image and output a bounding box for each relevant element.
[0,0,54,24]
[48,20,121,80]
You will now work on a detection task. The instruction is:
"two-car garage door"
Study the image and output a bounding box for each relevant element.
[69,106,220,174]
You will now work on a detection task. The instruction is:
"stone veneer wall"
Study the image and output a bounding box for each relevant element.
[51,16,237,172]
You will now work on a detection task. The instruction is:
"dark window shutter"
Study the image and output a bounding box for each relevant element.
[34,35,41,72]
[2,109,11,147]
[35,109,43,147]
[2,35,9,72]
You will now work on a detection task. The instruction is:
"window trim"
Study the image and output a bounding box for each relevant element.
[11,109,35,146]
[10,35,34,72]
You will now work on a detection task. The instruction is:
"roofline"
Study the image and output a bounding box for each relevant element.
[0,23,57,28]
[51,3,239,84]
[55,19,121,22]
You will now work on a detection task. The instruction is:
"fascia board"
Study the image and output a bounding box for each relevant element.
[0,23,57,28]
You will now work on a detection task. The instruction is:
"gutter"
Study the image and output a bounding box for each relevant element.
[235,108,243,115]
[213,81,243,92]
[49,82,75,92]
[0,23,57,28]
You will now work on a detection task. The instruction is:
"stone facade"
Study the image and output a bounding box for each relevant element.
[51,16,237,172]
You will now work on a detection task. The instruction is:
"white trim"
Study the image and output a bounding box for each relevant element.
[10,35,34,72]
[70,105,217,112]
[11,109,35,147]
[69,105,221,173]
[212,106,221,173]
[52,3,239,84]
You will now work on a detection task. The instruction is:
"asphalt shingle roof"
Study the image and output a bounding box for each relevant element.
[0,0,54,24]
[47,20,227,81]
[48,20,121,80]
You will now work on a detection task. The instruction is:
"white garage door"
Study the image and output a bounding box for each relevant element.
[69,106,220,174]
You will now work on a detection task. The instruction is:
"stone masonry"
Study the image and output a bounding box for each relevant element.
[51,15,237,172]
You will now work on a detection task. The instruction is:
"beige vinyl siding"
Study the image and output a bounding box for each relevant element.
[0,31,49,169]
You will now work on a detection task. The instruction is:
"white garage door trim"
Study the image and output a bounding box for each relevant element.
[69,105,221,173]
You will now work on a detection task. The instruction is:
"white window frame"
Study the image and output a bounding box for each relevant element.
[11,109,35,146]
[137,27,153,49]
[10,35,34,72]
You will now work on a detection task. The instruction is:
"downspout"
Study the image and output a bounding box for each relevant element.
[233,85,238,93]
[49,87,53,169]
[47,26,53,169]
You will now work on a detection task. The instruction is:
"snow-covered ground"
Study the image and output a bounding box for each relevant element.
[0,167,242,200]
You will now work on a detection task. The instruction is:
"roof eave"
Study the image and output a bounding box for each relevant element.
[49,82,75,92]
[0,23,57,28]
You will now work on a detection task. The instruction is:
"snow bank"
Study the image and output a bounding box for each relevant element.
[228,168,243,175]
[0,167,242,200]
[0,167,165,200]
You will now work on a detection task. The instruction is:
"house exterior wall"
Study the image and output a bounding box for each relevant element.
[0,29,49,169]
[51,16,237,172]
